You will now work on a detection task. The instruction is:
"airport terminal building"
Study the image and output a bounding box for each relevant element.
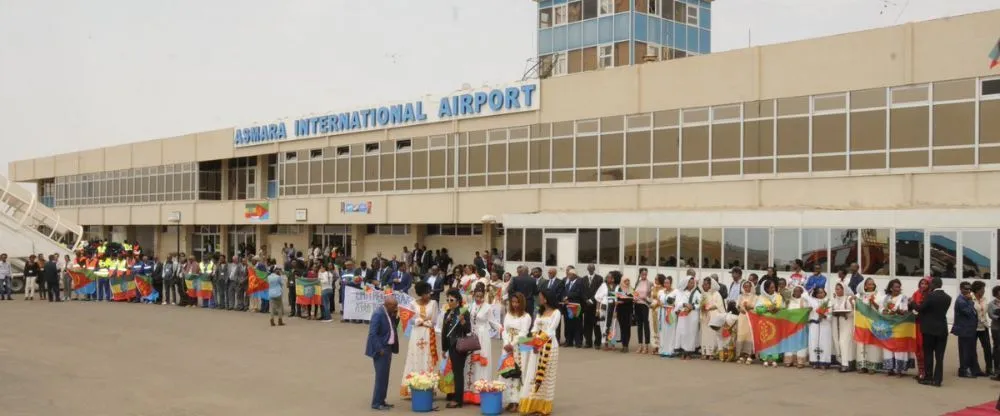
[9,9,1000,293]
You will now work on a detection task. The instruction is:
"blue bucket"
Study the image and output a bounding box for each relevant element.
[411,389,434,413]
[480,391,503,416]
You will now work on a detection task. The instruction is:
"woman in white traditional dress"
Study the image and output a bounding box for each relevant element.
[459,265,481,304]
[519,289,561,416]
[463,283,495,404]
[881,278,910,376]
[784,285,809,368]
[596,273,619,350]
[657,276,680,357]
[674,275,702,359]
[855,277,884,374]
[399,281,440,398]
[804,286,833,369]
[487,271,505,338]
[735,280,757,364]
[699,277,725,359]
[830,280,856,372]
[500,292,532,413]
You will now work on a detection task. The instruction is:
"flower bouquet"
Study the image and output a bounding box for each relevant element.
[678,304,692,317]
[472,379,507,393]
[352,275,363,285]
[815,301,830,318]
[404,371,440,391]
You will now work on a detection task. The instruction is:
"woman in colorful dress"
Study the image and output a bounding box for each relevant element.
[784,285,809,368]
[856,277,884,374]
[831,280,856,372]
[754,280,784,367]
[674,275,702,359]
[657,276,680,357]
[459,265,480,304]
[462,283,494,404]
[909,276,931,379]
[699,277,725,359]
[519,289,562,416]
[804,287,833,369]
[735,280,757,364]
[881,278,910,376]
[500,292,532,413]
[399,282,440,398]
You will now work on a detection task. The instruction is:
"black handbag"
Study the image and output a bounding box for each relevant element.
[456,334,481,353]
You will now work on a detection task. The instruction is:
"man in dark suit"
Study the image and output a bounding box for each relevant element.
[390,264,413,294]
[420,245,434,275]
[539,267,566,342]
[952,281,980,379]
[506,266,537,319]
[562,267,587,348]
[425,266,446,303]
[913,277,952,387]
[43,255,61,302]
[365,297,399,411]
[582,264,604,349]
[473,251,487,275]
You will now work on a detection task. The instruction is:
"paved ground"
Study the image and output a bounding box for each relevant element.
[1,300,997,416]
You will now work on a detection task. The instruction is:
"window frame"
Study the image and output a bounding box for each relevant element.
[598,44,613,69]
[552,52,568,76]
[598,0,613,16]
[686,5,698,26]
[553,4,569,26]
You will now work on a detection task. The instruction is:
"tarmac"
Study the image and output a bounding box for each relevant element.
[0,299,997,416]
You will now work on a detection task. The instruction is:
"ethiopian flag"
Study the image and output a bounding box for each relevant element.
[109,275,137,301]
[397,306,415,337]
[198,276,213,300]
[295,278,321,305]
[67,269,97,295]
[565,302,581,320]
[184,274,199,298]
[747,308,810,355]
[854,301,917,353]
[247,267,270,299]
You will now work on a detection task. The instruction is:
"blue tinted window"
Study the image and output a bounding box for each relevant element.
[598,15,614,43]
[699,29,710,54]
[662,19,672,47]
[553,25,569,51]
[687,25,698,52]
[583,19,599,46]
[553,0,568,4]
[614,12,630,42]
[539,28,554,54]
[650,16,662,45]
[674,22,686,49]
[539,0,553,7]
[568,22,583,49]
[634,13,648,43]
[700,8,711,29]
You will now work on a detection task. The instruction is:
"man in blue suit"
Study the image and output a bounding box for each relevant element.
[365,297,399,411]
[390,264,413,294]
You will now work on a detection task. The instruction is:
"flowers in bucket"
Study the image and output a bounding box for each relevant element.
[472,379,507,393]
[404,371,440,391]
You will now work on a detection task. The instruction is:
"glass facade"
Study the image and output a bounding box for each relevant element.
[506,226,997,280]
[537,0,711,77]
[52,162,197,207]
[275,77,1000,197]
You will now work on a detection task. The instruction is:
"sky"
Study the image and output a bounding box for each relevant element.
[1,0,998,180]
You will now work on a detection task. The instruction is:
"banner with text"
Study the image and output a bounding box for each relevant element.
[343,286,415,321]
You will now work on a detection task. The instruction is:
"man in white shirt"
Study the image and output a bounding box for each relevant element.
[0,253,12,300]
[726,267,744,305]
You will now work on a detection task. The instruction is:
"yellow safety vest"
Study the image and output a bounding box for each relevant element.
[200,261,214,274]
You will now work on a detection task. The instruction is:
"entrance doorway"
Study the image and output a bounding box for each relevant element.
[543,233,578,274]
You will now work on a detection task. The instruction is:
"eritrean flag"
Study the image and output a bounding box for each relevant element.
[747,308,810,355]
[397,306,415,337]
[990,37,1000,69]
[295,278,321,305]
[247,268,270,299]
[854,301,917,353]
[67,269,97,295]
[135,274,159,302]
[565,302,581,320]
[517,332,549,353]
[497,352,518,377]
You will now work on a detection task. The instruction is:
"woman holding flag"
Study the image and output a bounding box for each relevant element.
[855,277,884,373]
[735,280,758,364]
[399,282,440,399]
[518,289,562,416]
[881,279,911,376]
[753,280,784,367]
[500,292,532,412]
[656,276,680,357]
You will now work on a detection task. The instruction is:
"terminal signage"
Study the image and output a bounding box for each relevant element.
[233,80,540,147]
[341,201,372,215]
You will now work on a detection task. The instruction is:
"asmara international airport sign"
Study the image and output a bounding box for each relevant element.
[233,80,540,147]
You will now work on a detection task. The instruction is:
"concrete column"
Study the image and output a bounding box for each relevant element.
[411,224,426,247]
[351,224,366,261]
[256,225,268,260]
[219,224,230,259]
[483,223,496,252]
[220,159,230,201]
[257,155,268,200]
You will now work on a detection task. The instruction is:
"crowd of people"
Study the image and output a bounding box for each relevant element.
[4,241,1000,415]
